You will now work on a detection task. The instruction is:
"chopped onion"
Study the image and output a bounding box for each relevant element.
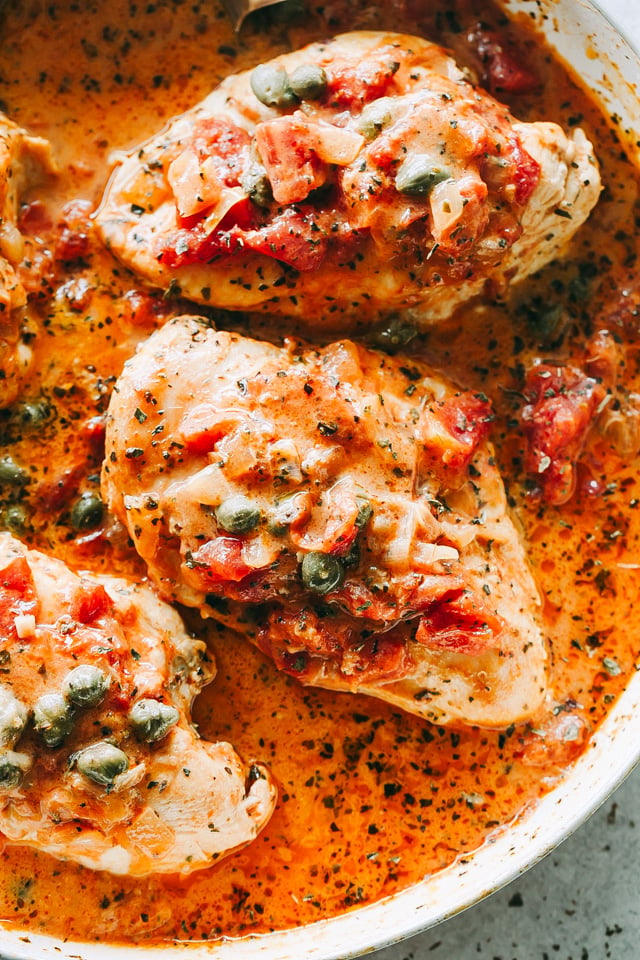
[414,542,460,566]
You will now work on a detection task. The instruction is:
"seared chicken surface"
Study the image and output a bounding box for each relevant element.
[103,316,547,727]
[0,533,275,876]
[95,31,600,325]
[0,117,55,407]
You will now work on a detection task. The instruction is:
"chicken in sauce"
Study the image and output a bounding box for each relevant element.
[103,318,547,726]
[0,533,275,876]
[96,31,600,324]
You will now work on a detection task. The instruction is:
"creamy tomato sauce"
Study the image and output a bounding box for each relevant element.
[0,0,639,946]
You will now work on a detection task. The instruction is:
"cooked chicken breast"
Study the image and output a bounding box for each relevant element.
[0,533,275,876]
[102,316,547,727]
[0,116,56,407]
[95,31,600,326]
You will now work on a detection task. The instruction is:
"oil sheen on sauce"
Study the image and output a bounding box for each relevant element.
[0,0,639,945]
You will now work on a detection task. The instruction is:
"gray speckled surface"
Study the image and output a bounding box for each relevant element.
[357,764,640,960]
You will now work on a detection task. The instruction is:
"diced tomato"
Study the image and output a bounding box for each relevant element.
[159,203,329,273]
[419,392,494,478]
[178,405,240,455]
[521,363,606,505]
[0,556,37,637]
[326,51,402,106]
[468,24,540,96]
[255,115,327,205]
[242,208,328,271]
[18,200,53,237]
[190,118,251,187]
[515,710,589,767]
[55,199,94,262]
[81,415,106,454]
[120,290,174,328]
[340,631,411,682]
[70,581,111,623]
[190,537,254,584]
[509,137,540,205]
[415,590,502,655]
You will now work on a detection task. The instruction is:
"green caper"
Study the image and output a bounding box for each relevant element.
[370,315,418,353]
[0,751,29,792]
[288,64,327,100]
[62,664,111,708]
[395,155,452,196]
[128,699,180,743]
[33,693,74,748]
[17,399,50,429]
[215,495,261,534]
[250,63,297,109]
[70,492,104,531]
[0,687,29,748]
[1,504,28,535]
[300,552,345,595]
[0,456,28,488]
[75,742,128,789]
[356,98,395,140]
[355,497,373,528]
[241,163,273,208]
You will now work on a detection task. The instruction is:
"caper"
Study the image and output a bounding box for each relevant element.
[250,63,297,109]
[129,699,180,743]
[62,664,111,708]
[1,504,27,535]
[241,163,273,208]
[356,98,395,140]
[395,155,452,196]
[370,315,418,353]
[75,742,128,789]
[0,751,29,792]
[288,64,327,100]
[0,456,27,487]
[17,399,50,429]
[0,687,29,748]
[215,495,261,534]
[33,693,74,748]
[355,497,373,528]
[300,552,345,595]
[70,492,104,531]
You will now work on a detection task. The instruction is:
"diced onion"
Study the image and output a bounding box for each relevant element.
[413,542,460,567]
[14,613,36,638]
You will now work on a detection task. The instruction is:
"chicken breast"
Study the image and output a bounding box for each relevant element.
[95,31,600,326]
[0,116,56,407]
[102,316,547,727]
[0,533,276,876]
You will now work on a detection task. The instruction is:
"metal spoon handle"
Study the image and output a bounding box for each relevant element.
[221,0,290,31]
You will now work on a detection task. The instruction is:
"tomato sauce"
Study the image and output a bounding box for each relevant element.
[0,0,639,946]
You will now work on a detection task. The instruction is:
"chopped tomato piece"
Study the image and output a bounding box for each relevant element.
[0,556,37,637]
[190,537,254,584]
[327,51,401,106]
[340,631,411,682]
[241,208,329,271]
[415,590,502,655]
[521,363,606,504]
[190,118,251,187]
[468,24,540,96]
[418,392,494,479]
[509,137,540,205]
[255,114,327,205]
[55,199,94,262]
[70,581,111,623]
[178,406,241,455]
